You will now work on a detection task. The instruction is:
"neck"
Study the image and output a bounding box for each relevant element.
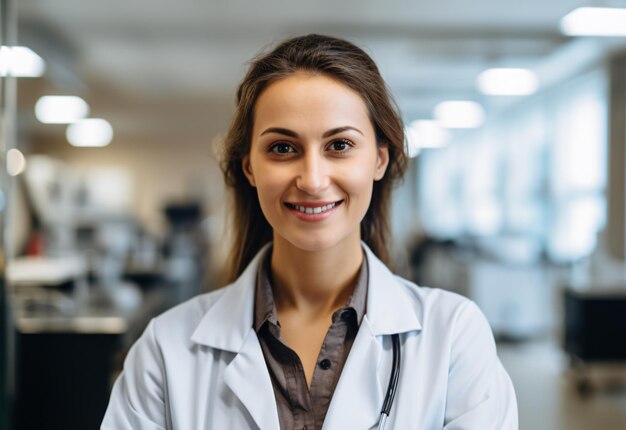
[270,235,364,318]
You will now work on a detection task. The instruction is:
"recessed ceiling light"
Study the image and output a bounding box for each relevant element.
[66,119,114,148]
[7,149,26,176]
[433,101,485,129]
[0,46,46,77]
[560,7,626,37]
[35,96,90,124]
[477,68,538,96]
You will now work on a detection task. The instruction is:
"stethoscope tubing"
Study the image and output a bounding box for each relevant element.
[377,333,401,430]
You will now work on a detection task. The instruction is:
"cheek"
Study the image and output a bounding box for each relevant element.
[253,172,289,209]
[253,183,281,227]
[248,154,281,196]
[339,161,378,196]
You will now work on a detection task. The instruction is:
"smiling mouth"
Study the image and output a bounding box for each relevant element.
[284,200,343,214]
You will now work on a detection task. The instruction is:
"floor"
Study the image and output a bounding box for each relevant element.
[498,339,626,430]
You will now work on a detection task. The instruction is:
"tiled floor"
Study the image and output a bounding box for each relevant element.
[498,340,626,430]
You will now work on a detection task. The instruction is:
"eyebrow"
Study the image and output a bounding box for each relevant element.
[259,126,364,138]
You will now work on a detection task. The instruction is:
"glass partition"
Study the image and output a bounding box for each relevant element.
[416,67,608,264]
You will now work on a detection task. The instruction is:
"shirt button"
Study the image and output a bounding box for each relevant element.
[319,358,332,370]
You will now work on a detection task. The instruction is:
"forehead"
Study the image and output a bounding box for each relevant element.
[252,73,372,133]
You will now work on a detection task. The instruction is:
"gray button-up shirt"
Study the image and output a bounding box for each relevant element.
[254,249,368,430]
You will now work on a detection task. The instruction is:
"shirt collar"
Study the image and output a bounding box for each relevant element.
[253,248,279,332]
[346,255,368,324]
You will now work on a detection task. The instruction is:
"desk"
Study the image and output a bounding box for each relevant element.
[12,285,176,430]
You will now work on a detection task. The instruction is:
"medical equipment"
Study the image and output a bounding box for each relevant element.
[377,333,401,430]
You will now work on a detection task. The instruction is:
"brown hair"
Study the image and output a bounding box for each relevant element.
[221,34,407,282]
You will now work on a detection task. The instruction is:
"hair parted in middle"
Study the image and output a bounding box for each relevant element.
[220,33,407,282]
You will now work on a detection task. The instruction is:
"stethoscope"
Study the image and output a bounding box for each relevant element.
[377,333,401,430]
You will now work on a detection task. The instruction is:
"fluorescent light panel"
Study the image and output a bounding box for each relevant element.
[405,120,450,157]
[433,101,485,129]
[35,96,90,124]
[66,119,113,147]
[561,7,626,37]
[477,68,538,96]
[0,46,46,77]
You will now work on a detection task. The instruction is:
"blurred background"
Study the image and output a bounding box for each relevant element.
[2,0,626,428]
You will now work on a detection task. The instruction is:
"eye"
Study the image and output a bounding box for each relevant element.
[328,138,353,153]
[269,142,296,155]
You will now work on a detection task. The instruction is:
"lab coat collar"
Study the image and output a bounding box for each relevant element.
[190,241,422,350]
[190,243,271,352]
[361,241,423,335]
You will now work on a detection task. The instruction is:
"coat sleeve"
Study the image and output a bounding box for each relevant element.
[101,319,168,430]
[443,300,518,430]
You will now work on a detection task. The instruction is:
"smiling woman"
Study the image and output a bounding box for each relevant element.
[102,34,518,430]
[222,36,407,282]
[243,73,389,258]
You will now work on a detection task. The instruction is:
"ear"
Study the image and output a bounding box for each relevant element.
[374,143,389,181]
[242,155,256,187]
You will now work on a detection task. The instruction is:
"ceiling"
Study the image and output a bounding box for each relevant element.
[15,0,625,142]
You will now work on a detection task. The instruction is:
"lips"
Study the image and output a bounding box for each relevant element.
[285,201,342,214]
[284,200,344,220]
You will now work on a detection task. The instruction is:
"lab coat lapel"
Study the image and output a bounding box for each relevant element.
[190,244,279,430]
[223,329,280,430]
[322,317,384,429]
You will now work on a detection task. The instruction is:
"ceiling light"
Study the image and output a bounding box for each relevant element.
[405,120,450,157]
[0,46,46,77]
[7,149,26,176]
[477,68,538,96]
[66,119,113,147]
[405,128,421,158]
[35,96,90,124]
[433,101,485,129]
[560,7,626,37]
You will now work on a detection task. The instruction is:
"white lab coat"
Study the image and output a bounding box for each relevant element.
[102,243,518,429]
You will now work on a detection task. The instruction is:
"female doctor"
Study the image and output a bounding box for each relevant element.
[102,34,518,430]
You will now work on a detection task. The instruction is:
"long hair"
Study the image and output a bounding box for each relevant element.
[220,34,407,282]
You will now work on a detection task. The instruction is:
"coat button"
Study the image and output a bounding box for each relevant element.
[319,358,332,370]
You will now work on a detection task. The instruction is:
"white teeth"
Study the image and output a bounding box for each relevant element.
[292,202,338,214]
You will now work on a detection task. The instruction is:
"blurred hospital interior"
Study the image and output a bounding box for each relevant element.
[2,0,626,429]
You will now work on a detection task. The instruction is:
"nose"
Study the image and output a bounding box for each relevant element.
[296,152,329,195]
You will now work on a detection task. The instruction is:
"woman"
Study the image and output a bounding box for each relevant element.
[102,34,517,429]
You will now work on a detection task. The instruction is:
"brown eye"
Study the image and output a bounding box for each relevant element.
[328,139,353,153]
[270,143,295,154]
